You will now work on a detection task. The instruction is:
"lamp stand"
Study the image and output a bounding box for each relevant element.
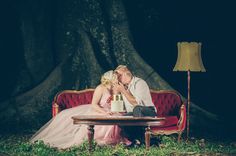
[187,70,191,140]
[173,42,206,141]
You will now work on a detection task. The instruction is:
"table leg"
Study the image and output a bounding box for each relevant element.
[87,125,94,152]
[145,126,151,150]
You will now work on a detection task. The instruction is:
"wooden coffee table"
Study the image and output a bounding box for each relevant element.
[72,115,165,151]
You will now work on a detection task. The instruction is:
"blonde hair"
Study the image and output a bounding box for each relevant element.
[101,70,117,86]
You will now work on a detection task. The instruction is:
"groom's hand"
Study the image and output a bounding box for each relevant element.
[114,82,138,106]
[107,111,113,116]
[113,82,126,93]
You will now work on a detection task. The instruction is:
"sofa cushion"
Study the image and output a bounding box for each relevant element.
[151,116,178,129]
[151,125,179,132]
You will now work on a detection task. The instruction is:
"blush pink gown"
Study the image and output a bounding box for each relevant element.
[30,90,131,149]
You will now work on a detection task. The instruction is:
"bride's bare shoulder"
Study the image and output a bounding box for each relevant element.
[95,84,105,92]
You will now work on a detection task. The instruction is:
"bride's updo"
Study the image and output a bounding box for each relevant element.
[101,70,117,87]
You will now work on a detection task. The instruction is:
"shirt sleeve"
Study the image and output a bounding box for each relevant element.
[132,79,153,106]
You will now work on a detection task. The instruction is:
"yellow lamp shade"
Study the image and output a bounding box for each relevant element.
[173,42,206,72]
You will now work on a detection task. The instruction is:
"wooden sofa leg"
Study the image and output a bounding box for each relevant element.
[178,132,182,142]
[145,126,151,150]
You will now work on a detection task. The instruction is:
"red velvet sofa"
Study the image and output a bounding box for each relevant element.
[52,89,186,141]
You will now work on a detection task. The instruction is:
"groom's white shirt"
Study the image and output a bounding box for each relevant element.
[121,76,155,112]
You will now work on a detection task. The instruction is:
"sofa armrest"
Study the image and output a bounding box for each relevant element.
[52,102,60,117]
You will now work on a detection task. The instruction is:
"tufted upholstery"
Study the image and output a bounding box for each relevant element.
[52,89,186,141]
[151,91,182,117]
[52,89,94,116]
[150,90,186,141]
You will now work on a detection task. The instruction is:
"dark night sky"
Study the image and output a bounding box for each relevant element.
[1,0,236,121]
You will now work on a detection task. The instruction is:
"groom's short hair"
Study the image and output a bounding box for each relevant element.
[115,65,132,77]
[115,65,127,71]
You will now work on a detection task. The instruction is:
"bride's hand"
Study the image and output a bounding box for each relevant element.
[106,111,113,116]
[112,89,120,95]
[112,83,121,94]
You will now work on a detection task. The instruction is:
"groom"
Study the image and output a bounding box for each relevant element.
[113,65,157,145]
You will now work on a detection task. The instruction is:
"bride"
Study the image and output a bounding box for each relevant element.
[30,70,131,149]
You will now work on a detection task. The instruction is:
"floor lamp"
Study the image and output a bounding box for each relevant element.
[173,42,206,140]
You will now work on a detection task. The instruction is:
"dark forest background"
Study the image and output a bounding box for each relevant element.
[0,0,236,135]
[123,0,236,120]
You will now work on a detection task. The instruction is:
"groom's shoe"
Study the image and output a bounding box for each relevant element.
[134,139,142,147]
[126,139,142,148]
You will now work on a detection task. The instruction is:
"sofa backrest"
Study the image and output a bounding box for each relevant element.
[150,90,182,117]
[54,89,94,110]
[54,89,183,117]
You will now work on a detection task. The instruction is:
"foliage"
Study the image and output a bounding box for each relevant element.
[0,135,235,156]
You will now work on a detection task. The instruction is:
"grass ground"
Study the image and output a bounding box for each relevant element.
[0,134,236,156]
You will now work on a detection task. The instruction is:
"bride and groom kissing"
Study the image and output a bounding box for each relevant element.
[31,65,157,149]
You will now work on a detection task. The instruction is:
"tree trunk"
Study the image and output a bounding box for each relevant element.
[0,0,231,137]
